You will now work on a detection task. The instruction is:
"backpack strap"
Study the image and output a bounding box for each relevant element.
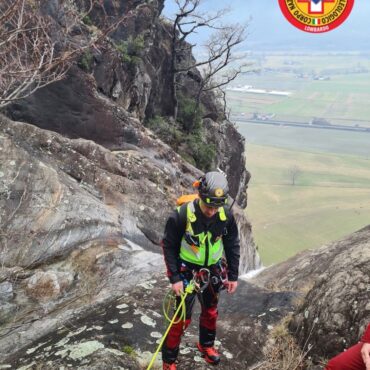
[178,200,197,234]
[222,204,231,220]
[178,203,188,234]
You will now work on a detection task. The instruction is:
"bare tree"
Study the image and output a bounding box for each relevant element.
[289,165,302,186]
[169,0,247,125]
[195,25,248,119]
[0,0,125,109]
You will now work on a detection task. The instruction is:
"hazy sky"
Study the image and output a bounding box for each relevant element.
[163,0,370,51]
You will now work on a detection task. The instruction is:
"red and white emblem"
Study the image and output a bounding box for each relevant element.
[278,0,354,33]
[297,0,335,14]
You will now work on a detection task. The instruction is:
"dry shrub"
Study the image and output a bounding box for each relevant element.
[254,318,311,370]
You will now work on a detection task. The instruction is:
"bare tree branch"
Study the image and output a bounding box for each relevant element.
[0,0,127,109]
[168,0,248,124]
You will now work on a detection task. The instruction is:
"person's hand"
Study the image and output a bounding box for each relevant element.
[226,280,238,294]
[172,281,184,296]
[361,342,370,370]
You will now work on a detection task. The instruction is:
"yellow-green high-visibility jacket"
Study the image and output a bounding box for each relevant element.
[162,199,240,284]
[178,200,228,267]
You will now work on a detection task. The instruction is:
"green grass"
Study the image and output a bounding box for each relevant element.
[267,77,370,123]
[228,78,370,125]
[228,53,370,126]
[246,144,370,266]
[237,122,370,158]
[231,53,370,265]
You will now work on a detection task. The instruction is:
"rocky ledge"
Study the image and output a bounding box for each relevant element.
[1,275,297,369]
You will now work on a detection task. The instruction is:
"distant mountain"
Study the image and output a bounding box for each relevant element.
[163,0,370,52]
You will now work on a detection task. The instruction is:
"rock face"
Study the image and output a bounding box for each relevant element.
[2,274,298,369]
[5,0,249,208]
[234,207,260,274]
[203,118,250,208]
[26,271,75,301]
[255,226,370,362]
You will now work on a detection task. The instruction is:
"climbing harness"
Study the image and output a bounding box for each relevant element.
[161,268,209,325]
[146,269,211,370]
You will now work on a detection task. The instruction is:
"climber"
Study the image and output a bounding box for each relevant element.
[325,323,370,370]
[161,171,240,370]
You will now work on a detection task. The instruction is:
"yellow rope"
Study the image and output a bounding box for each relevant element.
[146,283,196,370]
[162,290,186,324]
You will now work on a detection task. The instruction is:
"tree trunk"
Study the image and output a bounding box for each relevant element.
[171,22,179,121]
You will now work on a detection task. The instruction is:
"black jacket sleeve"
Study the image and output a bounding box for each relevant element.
[161,210,183,284]
[223,211,240,281]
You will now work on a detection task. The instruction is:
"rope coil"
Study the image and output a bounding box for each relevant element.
[146,270,212,370]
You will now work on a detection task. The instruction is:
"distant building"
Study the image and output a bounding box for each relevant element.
[252,112,276,121]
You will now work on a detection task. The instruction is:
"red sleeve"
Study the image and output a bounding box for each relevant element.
[360,324,370,343]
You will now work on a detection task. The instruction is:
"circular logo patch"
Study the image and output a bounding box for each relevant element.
[215,188,224,197]
[278,0,354,33]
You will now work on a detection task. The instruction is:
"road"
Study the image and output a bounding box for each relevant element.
[232,116,370,133]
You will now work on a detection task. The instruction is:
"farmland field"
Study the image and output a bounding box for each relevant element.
[243,140,370,266]
[230,52,370,266]
[237,122,370,158]
[227,52,370,126]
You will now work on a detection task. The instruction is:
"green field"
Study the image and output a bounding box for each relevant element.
[237,122,370,158]
[244,142,370,266]
[230,52,370,265]
[227,52,370,126]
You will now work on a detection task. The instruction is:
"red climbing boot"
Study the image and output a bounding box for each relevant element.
[197,342,221,365]
[163,362,177,370]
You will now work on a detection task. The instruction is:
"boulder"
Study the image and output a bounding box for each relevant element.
[255,225,370,362]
